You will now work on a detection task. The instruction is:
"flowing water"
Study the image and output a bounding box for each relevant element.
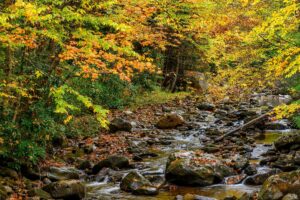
[84,124,296,200]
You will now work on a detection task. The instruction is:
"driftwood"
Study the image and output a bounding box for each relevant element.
[215,112,271,142]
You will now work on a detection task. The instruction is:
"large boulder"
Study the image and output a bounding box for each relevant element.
[92,155,130,174]
[258,170,300,200]
[47,167,81,181]
[120,171,158,195]
[43,180,85,200]
[156,114,185,129]
[165,151,235,186]
[274,132,300,151]
[109,118,132,133]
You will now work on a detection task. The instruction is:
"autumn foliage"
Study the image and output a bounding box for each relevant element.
[0,0,299,165]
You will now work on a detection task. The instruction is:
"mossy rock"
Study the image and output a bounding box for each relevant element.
[43,180,85,200]
[274,132,300,151]
[258,170,300,200]
[165,151,235,186]
[120,171,158,195]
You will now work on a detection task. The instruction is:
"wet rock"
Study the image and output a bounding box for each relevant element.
[156,114,185,129]
[165,151,235,186]
[47,167,81,181]
[231,155,249,171]
[120,171,158,195]
[225,174,247,185]
[0,167,18,180]
[28,188,52,199]
[258,170,300,200]
[197,103,216,111]
[92,155,130,174]
[274,132,300,151]
[145,175,165,188]
[133,155,143,162]
[282,194,299,200]
[244,165,257,176]
[109,118,132,133]
[43,180,85,200]
[0,184,8,200]
[244,169,281,186]
[259,156,278,166]
[264,120,290,130]
[271,154,298,171]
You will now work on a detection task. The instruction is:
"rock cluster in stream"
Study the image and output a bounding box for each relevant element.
[0,94,299,200]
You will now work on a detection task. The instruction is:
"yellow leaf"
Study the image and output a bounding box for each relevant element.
[64,115,73,124]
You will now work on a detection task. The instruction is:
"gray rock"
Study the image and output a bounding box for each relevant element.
[43,180,85,200]
[120,171,158,195]
[109,118,132,133]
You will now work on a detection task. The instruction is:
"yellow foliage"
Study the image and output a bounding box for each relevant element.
[273,103,300,119]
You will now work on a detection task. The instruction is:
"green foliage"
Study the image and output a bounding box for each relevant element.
[292,115,300,129]
[131,89,189,109]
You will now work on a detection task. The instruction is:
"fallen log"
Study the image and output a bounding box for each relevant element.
[215,112,271,142]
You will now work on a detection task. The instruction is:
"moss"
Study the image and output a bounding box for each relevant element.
[130,89,190,109]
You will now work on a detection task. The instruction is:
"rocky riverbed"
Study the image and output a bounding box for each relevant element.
[0,94,299,200]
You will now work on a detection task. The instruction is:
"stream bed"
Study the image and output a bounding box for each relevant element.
[84,127,296,200]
